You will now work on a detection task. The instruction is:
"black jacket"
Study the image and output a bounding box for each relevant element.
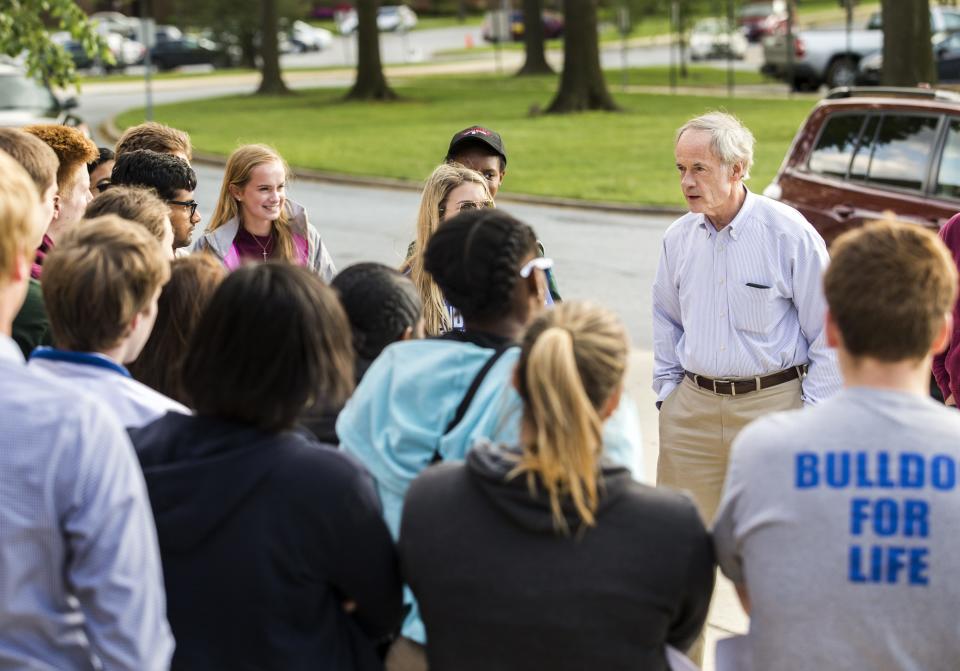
[131,413,403,671]
[399,442,715,671]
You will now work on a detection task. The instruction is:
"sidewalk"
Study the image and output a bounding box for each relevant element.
[625,349,748,671]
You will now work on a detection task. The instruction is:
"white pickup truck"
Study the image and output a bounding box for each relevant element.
[762,7,960,90]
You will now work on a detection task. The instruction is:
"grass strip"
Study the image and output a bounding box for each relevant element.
[115,72,815,206]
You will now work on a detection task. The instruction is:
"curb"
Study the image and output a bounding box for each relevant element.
[101,115,686,217]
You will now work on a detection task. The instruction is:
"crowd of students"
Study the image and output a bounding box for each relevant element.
[0,114,958,671]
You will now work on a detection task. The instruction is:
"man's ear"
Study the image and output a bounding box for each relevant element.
[399,325,414,341]
[825,309,842,349]
[730,161,744,182]
[932,312,953,356]
[51,194,61,221]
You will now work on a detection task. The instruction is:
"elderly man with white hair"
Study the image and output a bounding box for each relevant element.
[653,111,841,527]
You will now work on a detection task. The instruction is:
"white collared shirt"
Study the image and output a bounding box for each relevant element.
[0,335,173,669]
[28,349,189,429]
[652,188,842,405]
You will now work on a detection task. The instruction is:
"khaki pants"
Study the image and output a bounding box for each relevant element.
[658,375,803,526]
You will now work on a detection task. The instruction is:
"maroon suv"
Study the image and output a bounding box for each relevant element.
[763,87,960,245]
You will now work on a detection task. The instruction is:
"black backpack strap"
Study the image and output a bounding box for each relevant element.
[430,346,512,464]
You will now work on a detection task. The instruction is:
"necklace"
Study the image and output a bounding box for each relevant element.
[245,227,274,261]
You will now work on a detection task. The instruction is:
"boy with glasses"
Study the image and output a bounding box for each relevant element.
[111,149,200,250]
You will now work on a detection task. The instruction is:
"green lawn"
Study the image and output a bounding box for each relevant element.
[115,73,815,206]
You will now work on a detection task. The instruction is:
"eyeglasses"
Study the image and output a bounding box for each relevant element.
[519,256,554,278]
[439,199,494,216]
[168,199,199,218]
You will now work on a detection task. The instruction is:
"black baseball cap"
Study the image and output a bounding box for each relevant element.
[445,126,507,167]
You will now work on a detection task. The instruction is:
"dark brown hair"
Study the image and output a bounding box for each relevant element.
[182,262,355,432]
[825,218,958,361]
[129,254,226,403]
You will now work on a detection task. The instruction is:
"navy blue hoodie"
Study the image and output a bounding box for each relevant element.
[131,412,403,671]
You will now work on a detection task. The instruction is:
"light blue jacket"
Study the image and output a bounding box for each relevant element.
[337,336,644,642]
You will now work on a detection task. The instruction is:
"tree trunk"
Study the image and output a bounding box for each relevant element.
[345,0,396,100]
[881,0,935,87]
[678,1,688,78]
[240,28,258,69]
[546,0,618,113]
[516,0,553,76]
[256,0,290,94]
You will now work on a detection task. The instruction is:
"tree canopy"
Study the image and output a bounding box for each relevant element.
[0,0,110,86]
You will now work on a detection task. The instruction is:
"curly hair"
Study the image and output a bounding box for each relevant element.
[424,209,538,323]
[22,124,98,191]
[111,149,197,201]
[332,262,422,368]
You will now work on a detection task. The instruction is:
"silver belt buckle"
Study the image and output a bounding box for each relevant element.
[712,378,732,394]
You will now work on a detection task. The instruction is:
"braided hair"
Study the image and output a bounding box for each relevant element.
[332,263,423,376]
[424,209,538,323]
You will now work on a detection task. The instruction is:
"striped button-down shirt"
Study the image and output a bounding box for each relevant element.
[0,335,173,670]
[652,188,841,405]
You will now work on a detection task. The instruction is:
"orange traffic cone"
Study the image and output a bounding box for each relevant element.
[465,34,475,49]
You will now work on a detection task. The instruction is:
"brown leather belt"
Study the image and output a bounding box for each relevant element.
[684,365,807,396]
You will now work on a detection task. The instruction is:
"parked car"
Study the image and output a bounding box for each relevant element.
[762,6,960,91]
[289,20,333,52]
[689,18,747,60]
[378,5,418,31]
[858,31,960,85]
[762,87,960,246]
[737,1,787,43]
[0,63,84,132]
[150,29,234,71]
[337,5,417,34]
[481,10,564,43]
[52,30,144,72]
[90,11,140,39]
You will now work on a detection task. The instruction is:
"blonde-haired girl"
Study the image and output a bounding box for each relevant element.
[399,302,714,670]
[192,144,335,281]
[403,163,493,335]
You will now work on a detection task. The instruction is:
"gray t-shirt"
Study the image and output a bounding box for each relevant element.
[714,387,960,671]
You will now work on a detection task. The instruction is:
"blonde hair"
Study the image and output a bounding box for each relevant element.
[85,185,171,243]
[0,149,41,279]
[0,128,59,196]
[208,144,297,263]
[115,121,193,161]
[405,163,491,335]
[42,215,171,352]
[512,302,629,532]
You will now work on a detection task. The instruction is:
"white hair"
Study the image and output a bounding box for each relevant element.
[676,111,755,180]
